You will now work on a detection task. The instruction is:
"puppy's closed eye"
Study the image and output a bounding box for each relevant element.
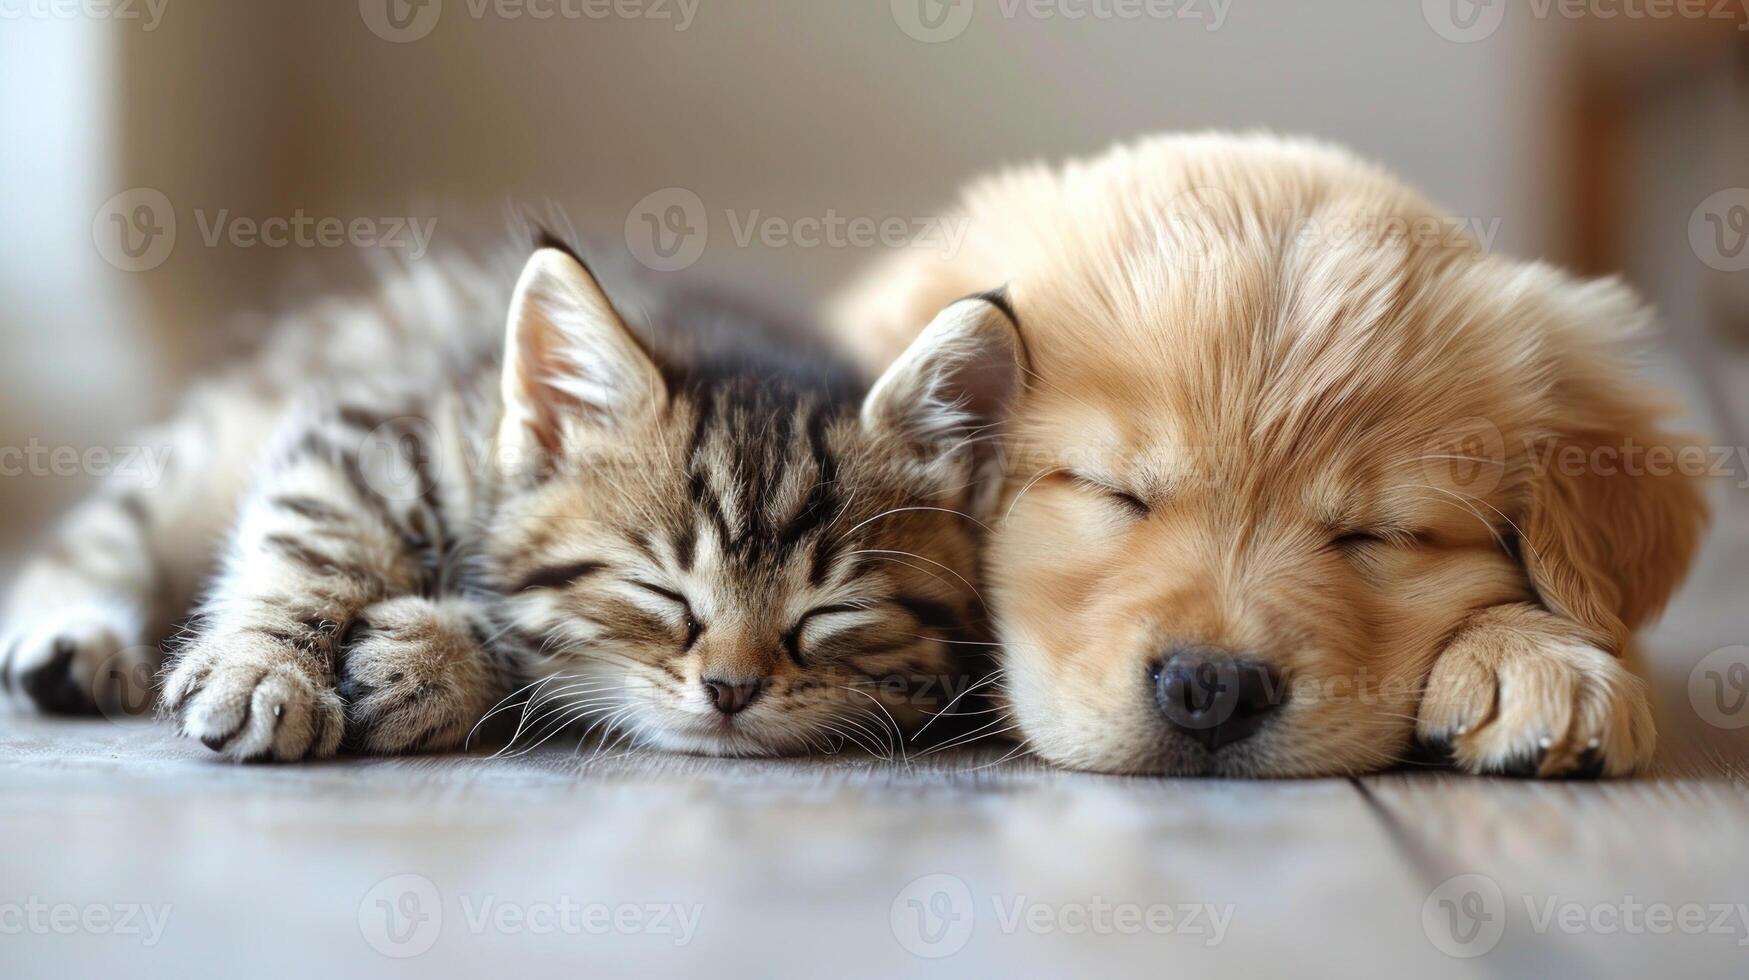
[1328,527,1426,553]
[1070,475,1150,518]
[1330,530,1388,549]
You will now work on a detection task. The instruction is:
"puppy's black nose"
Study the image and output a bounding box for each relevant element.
[702,676,763,716]
[1154,648,1283,752]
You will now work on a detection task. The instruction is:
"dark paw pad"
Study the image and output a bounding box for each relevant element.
[19,640,97,715]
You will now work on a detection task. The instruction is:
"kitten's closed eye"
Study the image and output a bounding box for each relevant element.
[631,580,702,648]
[784,603,878,666]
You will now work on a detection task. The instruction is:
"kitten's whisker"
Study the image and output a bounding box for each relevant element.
[467,672,579,749]
[842,506,989,537]
[913,671,1004,738]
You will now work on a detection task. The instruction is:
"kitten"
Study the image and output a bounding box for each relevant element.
[0,237,1023,761]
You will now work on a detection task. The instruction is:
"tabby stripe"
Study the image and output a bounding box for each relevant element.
[892,594,962,633]
[272,495,347,523]
[673,524,697,572]
[336,405,387,433]
[785,404,838,564]
[263,533,347,575]
[514,560,607,593]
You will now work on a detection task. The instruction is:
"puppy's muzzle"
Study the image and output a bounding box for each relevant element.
[1153,648,1284,752]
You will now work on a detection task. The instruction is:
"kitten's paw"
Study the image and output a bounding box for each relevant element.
[1416,616,1655,778]
[165,638,343,762]
[1,599,157,716]
[336,597,496,755]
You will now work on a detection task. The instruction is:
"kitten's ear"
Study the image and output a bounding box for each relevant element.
[497,246,665,464]
[861,290,1025,457]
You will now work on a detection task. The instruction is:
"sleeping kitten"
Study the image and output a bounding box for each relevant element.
[0,237,1022,761]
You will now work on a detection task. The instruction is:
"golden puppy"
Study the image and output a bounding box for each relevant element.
[831,133,1709,777]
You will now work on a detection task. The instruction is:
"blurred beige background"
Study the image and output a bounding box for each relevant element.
[0,0,1744,549]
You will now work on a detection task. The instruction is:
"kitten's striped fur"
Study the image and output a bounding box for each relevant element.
[0,239,1023,761]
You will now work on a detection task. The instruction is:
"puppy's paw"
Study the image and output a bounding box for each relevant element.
[2,599,158,716]
[336,597,496,755]
[1417,612,1655,778]
[164,637,343,762]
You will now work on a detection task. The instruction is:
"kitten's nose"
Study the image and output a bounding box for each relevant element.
[702,676,764,716]
[1153,648,1284,752]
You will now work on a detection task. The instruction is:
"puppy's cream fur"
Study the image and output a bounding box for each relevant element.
[831,133,1708,777]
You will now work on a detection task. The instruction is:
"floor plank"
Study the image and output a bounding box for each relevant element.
[0,716,1470,979]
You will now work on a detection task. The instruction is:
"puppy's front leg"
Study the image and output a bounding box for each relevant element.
[1416,602,1656,777]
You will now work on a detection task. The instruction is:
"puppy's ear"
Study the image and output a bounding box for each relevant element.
[830,242,996,375]
[861,291,1026,463]
[497,246,665,466]
[1516,277,1710,649]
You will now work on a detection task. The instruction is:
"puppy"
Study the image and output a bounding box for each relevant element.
[831,133,1709,777]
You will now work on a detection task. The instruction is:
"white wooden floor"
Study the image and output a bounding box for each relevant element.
[3,454,1747,980]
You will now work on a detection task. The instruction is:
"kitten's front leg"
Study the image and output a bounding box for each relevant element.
[163,418,442,761]
[336,595,510,754]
